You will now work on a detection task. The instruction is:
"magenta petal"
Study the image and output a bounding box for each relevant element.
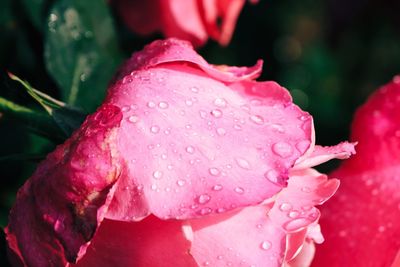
[313,77,400,267]
[5,104,123,266]
[72,217,197,267]
[111,38,262,84]
[189,205,287,266]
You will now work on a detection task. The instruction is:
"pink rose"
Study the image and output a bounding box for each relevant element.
[113,0,249,47]
[5,39,355,267]
[312,77,400,267]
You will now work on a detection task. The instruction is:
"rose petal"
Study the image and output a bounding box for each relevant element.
[111,38,262,84]
[313,77,400,267]
[105,62,312,220]
[188,205,287,267]
[200,0,246,45]
[5,104,123,265]
[285,240,316,267]
[293,142,356,170]
[72,217,197,267]
[269,168,339,234]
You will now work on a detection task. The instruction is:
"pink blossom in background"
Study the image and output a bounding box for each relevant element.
[6,39,355,267]
[312,77,400,267]
[113,0,250,47]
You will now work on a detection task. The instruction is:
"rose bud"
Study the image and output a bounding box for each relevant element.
[313,76,400,267]
[6,38,355,267]
[113,0,251,47]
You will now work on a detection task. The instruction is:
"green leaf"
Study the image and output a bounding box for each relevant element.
[21,0,48,31]
[45,0,123,112]
[8,73,87,137]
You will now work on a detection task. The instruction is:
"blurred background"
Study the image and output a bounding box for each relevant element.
[0,0,399,264]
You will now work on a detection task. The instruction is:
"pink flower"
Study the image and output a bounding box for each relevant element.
[113,0,249,47]
[312,77,400,267]
[5,39,355,267]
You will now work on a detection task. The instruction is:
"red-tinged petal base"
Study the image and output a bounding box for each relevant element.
[72,217,197,267]
[313,77,400,267]
[5,104,123,266]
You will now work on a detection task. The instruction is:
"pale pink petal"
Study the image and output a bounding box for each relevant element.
[72,217,197,267]
[285,241,316,267]
[293,142,356,170]
[105,63,312,220]
[189,205,287,267]
[111,38,262,84]
[313,77,400,267]
[113,0,162,35]
[5,104,124,266]
[269,168,339,234]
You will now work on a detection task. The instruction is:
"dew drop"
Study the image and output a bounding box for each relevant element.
[264,169,282,184]
[209,168,220,176]
[260,241,272,250]
[186,146,195,154]
[279,203,292,211]
[216,207,226,213]
[211,109,223,118]
[298,115,308,121]
[153,170,163,179]
[250,115,264,125]
[296,140,311,153]
[197,194,211,204]
[199,110,208,119]
[283,218,311,232]
[235,157,251,170]
[216,127,226,136]
[190,86,199,93]
[150,125,160,133]
[234,124,242,130]
[217,255,223,260]
[121,105,131,112]
[176,179,186,187]
[185,100,193,106]
[198,207,212,215]
[301,186,311,193]
[158,101,169,109]
[214,98,227,108]
[128,115,139,123]
[150,184,157,191]
[270,123,285,133]
[147,101,156,108]
[272,142,293,158]
[288,210,300,218]
[212,184,223,191]
[234,187,245,194]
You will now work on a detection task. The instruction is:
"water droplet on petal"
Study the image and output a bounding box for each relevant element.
[211,109,223,118]
[121,105,131,112]
[264,169,283,185]
[272,142,293,158]
[234,187,245,194]
[209,168,220,176]
[186,146,195,154]
[301,186,311,193]
[298,115,308,121]
[250,115,264,125]
[270,123,285,133]
[234,124,242,130]
[283,218,311,232]
[216,127,226,136]
[198,207,212,215]
[185,100,193,106]
[217,255,223,260]
[212,184,223,191]
[147,101,156,108]
[197,194,211,204]
[128,115,139,123]
[151,184,157,191]
[288,211,300,218]
[158,101,169,109]
[176,180,186,187]
[199,110,207,119]
[260,241,272,250]
[235,158,251,170]
[214,98,227,108]
[153,170,163,179]
[190,86,199,93]
[279,203,292,211]
[150,125,160,133]
[296,140,311,153]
